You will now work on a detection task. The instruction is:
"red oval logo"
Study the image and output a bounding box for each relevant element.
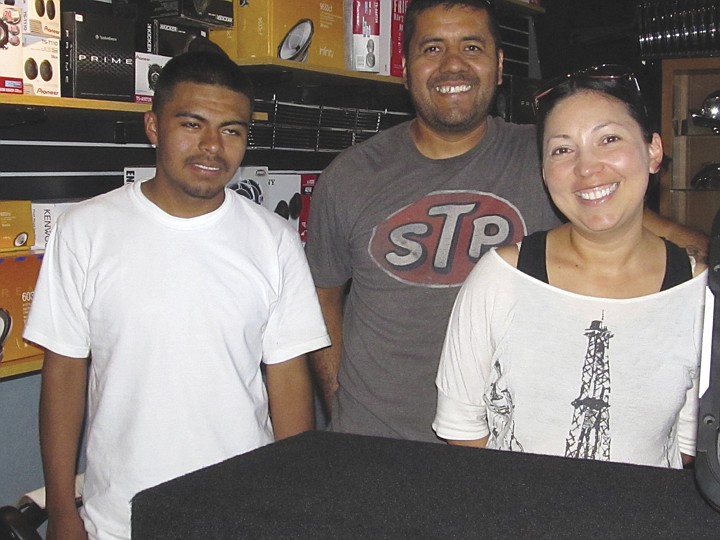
[369,190,526,287]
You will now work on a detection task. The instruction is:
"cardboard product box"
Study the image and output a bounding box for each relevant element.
[261,171,320,242]
[346,0,380,72]
[31,199,79,250]
[123,166,157,184]
[135,19,209,56]
[0,1,24,95]
[225,166,270,205]
[0,250,44,365]
[379,0,406,77]
[17,0,61,38]
[148,0,233,28]
[210,0,344,70]
[0,200,34,252]
[22,35,60,97]
[135,52,171,104]
[61,12,135,101]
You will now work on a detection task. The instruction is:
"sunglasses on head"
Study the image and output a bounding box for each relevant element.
[532,64,641,115]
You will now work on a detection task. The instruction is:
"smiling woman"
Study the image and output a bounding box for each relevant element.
[433,64,709,470]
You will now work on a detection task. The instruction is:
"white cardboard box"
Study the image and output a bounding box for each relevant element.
[22,35,60,97]
[31,199,79,249]
[346,0,380,72]
[134,52,171,105]
[0,1,24,95]
[18,0,61,38]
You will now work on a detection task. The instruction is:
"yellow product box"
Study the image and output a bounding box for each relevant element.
[0,250,44,365]
[0,200,34,252]
[211,0,345,70]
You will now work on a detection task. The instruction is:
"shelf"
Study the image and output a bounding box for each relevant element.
[236,57,405,86]
[0,93,151,113]
[0,354,43,380]
[498,0,546,15]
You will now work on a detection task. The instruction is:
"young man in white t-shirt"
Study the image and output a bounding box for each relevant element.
[24,50,330,540]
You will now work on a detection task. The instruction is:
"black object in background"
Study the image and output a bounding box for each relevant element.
[696,209,720,512]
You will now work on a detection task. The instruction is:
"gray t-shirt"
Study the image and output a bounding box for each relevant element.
[306,116,561,442]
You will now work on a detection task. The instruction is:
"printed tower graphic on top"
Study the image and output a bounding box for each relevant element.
[565,317,613,461]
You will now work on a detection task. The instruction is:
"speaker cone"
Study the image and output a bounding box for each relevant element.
[46,0,56,20]
[40,59,53,81]
[277,19,314,62]
[24,58,38,80]
[35,0,44,17]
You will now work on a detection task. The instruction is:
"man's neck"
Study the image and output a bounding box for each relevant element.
[409,118,490,159]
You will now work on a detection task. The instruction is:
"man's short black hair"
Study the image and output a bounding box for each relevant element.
[151,51,255,114]
[402,0,502,59]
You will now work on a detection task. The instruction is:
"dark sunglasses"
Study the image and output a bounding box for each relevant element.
[532,64,641,115]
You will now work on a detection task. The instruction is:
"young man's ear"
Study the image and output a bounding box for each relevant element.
[144,111,159,147]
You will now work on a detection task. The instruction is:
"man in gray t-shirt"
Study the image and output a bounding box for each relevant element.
[305,0,706,443]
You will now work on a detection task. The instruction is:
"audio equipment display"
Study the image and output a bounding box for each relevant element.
[148,0,233,29]
[0,0,24,94]
[61,12,135,102]
[21,35,59,97]
[0,250,44,369]
[17,0,60,38]
[210,0,344,70]
[134,51,170,104]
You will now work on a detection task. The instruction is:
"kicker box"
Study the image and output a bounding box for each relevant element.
[148,0,233,28]
[135,52,170,104]
[0,1,24,94]
[61,12,135,101]
[136,19,209,56]
[22,35,60,97]
[210,0,344,70]
[17,0,61,38]
[0,200,34,252]
[0,251,44,365]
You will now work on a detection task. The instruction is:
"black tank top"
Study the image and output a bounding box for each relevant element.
[516,230,693,290]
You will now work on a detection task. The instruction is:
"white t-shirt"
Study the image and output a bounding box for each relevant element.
[24,181,330,539]
[433,249,706,469]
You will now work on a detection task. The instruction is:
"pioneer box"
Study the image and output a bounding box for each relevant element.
[17,0,61,38]
[61,12,135,101]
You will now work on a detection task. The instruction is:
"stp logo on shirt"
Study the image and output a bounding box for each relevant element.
[369,191,526,287]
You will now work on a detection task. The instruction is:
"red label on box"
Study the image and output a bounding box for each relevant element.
[1,77,24,94]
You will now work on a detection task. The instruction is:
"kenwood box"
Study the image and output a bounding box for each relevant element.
[148,0,233,28]
[61,12,135,101]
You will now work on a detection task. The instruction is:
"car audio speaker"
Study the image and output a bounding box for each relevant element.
[277,19,313,62]
[24,58,38,79]
[147,63,162,90]
[39,59,52,81]
[193,0,210,16]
